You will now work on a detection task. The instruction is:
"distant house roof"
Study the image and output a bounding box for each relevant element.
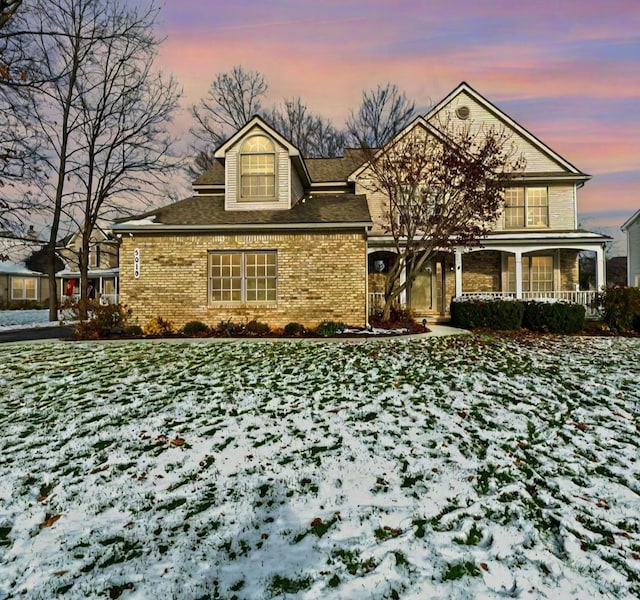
[0,261,46,276]
[622,208,640,231]
[113,194,372,231]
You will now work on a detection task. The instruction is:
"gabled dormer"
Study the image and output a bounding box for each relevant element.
[203,116,311,211]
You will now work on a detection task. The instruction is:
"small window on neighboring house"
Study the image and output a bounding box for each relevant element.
[11,277,38,300]
[209,251,277,303]
[507,255,554,292]
[240,135,276,199]
[504,187,548,229]
[89,245,100,268]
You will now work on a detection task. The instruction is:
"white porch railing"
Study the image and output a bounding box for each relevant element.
[460,290,601,318]
[64,293,119,305]
[368,292,402,315]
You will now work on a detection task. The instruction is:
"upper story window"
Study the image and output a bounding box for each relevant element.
[240,135,275,199]
[89,245,100,268]
[504,187,549,229]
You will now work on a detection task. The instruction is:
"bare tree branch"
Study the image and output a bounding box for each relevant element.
[359,115,525,320]
[347,83,416,148]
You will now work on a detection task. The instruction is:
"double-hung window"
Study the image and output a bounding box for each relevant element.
[504,187,548,229]
[507,255,554,292]
[209,251,276,303]
[240,135,276,199]
[11,277,38,300]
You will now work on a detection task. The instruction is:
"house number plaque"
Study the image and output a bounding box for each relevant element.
[134,248,140,279]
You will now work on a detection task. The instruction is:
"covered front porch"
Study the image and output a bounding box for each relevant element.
[367,234,608,320]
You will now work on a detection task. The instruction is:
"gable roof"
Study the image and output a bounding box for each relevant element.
[214,115,301,159]
[203,115,312,189]
[346,115,449,182]
[426,82,588,177]
[622,208,640,231]
[113,194,372,232]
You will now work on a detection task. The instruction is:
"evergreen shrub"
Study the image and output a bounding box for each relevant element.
[523,301,585,334]
[450,298,524,330]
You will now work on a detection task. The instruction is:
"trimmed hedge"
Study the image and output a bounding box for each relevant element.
[522,301,585,334]
[451,298,586,334]
[450,299,524,330]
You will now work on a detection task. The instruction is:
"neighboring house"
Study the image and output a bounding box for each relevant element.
[0,261,50,307]
[622,209,640,287]
[56,227,120,303]
[112,82,609,328]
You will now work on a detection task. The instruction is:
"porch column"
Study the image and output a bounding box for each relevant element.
[515,250,523,299]
[400,263,407,306]
[454,248,463,298]
[595,245,606,290]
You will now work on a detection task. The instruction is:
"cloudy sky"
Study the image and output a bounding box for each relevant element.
[156,0,639,254]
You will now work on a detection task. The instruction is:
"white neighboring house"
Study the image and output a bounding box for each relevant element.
[622,209,640,287]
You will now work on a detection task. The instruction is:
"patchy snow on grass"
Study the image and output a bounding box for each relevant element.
[0,334,639,599]
[0,309,52,330]
[0,309,75,331]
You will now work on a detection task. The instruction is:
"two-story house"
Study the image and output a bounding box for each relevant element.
[622,209,640,287]
[112,83,609,329]
[57,227,120,304]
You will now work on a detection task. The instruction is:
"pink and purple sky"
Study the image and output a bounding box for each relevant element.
[157,0,639,254]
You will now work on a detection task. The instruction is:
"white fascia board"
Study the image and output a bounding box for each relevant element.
[111,222,372,233]
[621,208,640,231]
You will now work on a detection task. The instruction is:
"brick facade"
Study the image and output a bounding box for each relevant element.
[559,249,580,290]
[119,230,367,329]
[462,251,502,292]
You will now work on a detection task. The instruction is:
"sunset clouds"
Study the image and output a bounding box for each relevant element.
[156,0,639,247]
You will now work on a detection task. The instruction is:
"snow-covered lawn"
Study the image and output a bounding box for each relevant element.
[1,335,639,599]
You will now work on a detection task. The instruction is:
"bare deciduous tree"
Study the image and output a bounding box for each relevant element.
[0,0,22,31]
[265,97,346,158]
[23,0,178,320]
[347,83,416,148]
[190,68,347,177]
[359,117,525,320]
[190,65,267,175]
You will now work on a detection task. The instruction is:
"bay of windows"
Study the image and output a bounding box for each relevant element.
[504,187,549,229]
[240,135,275,199]
[209,251,276,303]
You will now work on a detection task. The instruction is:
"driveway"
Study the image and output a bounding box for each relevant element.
[0,325,75,343]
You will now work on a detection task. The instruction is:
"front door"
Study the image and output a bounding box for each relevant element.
[410,258,449,316]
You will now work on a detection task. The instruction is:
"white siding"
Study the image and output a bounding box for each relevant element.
[432,91,565,174]
[548,185,575,229]
[224,126,291,211]
[291,165,305,206]
[628,219,640,286]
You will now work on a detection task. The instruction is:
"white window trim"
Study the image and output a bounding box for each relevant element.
[239,135,277,201]
[10,276,39,301]
[208,250,277,304]
[504,186,549,229]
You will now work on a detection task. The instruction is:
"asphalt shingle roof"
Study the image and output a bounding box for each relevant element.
[124,194,371,228]
[192,150,369,186]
